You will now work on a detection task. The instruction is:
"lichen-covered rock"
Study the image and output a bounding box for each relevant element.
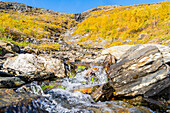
[107,44,170,97]
[3,54,65,77]
[0,40,20,56]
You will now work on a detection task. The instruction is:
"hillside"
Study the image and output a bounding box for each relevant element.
[0,1,77,49]
[67,2,170,47]
[74,5,124,22]
[0,1,169,49]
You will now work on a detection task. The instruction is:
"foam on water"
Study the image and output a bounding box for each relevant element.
[62,65,108,91]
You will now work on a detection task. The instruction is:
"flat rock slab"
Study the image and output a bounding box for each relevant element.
[101,44,170,62]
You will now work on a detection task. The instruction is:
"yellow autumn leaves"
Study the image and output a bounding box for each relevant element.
[73,2,170,47]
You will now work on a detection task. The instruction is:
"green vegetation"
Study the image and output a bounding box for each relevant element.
[41,85,50,91]
[77,65,87,70]
[75,65,87,72]
[0,36,30,47]
[58,85,66,90]
[73,2,170,47]
[41,82,66,91]
[32,43,60,50]
[0,48,2,55]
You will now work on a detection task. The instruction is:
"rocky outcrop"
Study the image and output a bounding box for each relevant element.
[107,44,170,97]
[0,71,56,88]
[80,45,132,66]
[0,1,58,14]
[92,44,170,100]
[19,71,55,82]
[3,54,65,78]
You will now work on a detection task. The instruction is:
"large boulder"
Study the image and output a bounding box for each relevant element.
[92,44,170,101]
[107,44,170,97]
[3,54,65,78]
[0,40,20,56]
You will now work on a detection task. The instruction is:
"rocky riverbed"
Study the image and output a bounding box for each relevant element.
[0,40,170,113]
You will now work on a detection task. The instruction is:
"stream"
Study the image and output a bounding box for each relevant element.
[5,65,154,113]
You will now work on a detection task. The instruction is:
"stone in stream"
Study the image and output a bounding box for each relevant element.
[92,44,170,101]
[3,54,65,78]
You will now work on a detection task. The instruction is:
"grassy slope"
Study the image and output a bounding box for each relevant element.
[73,2,170,47]
[0,1,77,50]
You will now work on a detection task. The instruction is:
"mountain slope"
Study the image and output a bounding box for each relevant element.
[0,1,77,46]
[69,2,170,47]
[0,1,169,49]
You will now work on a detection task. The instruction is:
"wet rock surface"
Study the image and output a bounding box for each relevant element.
[0,88,39,112]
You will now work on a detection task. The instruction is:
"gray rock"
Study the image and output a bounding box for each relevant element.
[92,44,170,101]
[0,88,43,113]
[0,71,14,77]
[107,44,170,97]
[122,40,132,44]
[138,34,145,40]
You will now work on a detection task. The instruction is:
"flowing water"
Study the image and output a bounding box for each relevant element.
[6,66,154,113]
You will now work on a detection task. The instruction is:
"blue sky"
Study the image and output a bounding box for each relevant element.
[2,0,166,14]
